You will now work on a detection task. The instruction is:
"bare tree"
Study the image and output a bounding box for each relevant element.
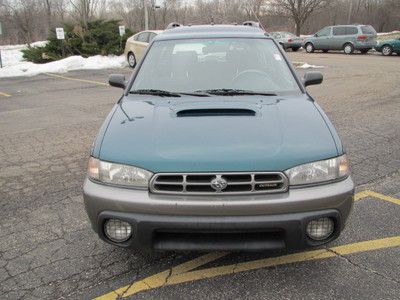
[273,0,329,35]
[69,0,100,28]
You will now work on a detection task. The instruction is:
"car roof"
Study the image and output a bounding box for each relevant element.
[136,30,163,35]
[155,25,268,41]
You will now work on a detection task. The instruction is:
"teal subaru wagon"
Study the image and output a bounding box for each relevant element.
[83,23,354,254]
[375,38,400,56]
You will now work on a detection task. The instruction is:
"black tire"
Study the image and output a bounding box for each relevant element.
[305,43,315,53]
[322,50,329,53]
[127,52,136,68]
[360,49,369,54]
[381,45,393,56]
[291,47,300,52]
[343,43,354,55]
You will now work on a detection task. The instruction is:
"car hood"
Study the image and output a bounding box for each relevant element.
[98,95,339,172]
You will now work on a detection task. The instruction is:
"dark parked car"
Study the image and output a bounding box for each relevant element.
[83,23,354,254]
[304,25,377,54]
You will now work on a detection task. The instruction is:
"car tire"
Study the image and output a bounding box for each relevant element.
[343,43,354,55]
[291,47,300,52]
[127,52,136,68]
[305,43,315,53]
[360,49,369,54]
[381,45,393,56]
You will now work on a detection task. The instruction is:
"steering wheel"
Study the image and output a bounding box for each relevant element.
[232,69,276,87]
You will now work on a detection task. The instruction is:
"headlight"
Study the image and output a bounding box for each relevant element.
[285,155,349,186]
[87,157,153,189]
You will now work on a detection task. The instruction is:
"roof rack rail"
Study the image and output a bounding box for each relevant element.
[242,21,261,28]
[166,22,182,30]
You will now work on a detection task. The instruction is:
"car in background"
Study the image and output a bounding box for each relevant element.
[124,30,163,68]
[303,25,377,54]
[374,38,400,56]
[270,32,302,51]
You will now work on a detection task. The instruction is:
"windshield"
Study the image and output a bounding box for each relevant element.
[130,38,301,95]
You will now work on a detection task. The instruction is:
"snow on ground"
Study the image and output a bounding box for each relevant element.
[294,62,324,69]
[377,30,400,36]
[0,40,127,78]
[0,41,47,68]
[0,55,127,78]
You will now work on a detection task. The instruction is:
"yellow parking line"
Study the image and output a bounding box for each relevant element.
[95,252,229,300]
[96,236,400,299]
[356,190,400,205]
[44,72,109,86]
[95,191,400,299]
[0,91,11,97]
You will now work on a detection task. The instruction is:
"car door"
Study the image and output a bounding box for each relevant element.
[392,39,400,52]
[134,32,150,60]
[313,27,332,50]
[332,26,347,50]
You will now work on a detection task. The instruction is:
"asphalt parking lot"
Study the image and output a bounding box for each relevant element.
[0,51,399,299]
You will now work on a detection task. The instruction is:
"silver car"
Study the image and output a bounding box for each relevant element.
[304,25,377,54]
[270,32,302,51]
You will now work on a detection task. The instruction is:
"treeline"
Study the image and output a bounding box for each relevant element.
[0,0,399,45]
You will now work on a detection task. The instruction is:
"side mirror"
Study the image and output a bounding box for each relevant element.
[109,74,126,89]
[303,71,323,87]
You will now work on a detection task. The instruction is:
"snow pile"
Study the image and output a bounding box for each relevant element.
[0,41,47,51]
[0,55,127,78]
[297,63,324,69]
[377,30,400,36]
[0,41,48,67]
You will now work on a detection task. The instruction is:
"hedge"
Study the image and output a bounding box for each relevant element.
[22,20,135,63]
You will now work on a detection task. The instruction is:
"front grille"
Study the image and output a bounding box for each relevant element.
[150,172,288,195]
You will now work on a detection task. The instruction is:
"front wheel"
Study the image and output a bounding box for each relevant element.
[343,43,354,55]
[127,52,136,68]
[305,43,315,53]
[381,45,393,56]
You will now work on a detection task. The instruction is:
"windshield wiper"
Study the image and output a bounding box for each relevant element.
[129,89,211,98]
[178,92,211,97]
[129,89,181,97]
[194,89,277,96]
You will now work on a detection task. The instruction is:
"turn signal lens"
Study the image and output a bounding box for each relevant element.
[87,157,100,180]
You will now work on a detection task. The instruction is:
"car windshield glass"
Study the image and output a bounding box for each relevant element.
[130,38,300,95]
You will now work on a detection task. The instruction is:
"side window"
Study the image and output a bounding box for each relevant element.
[148,33,157,42]
[316,27,331,37]
[345,27,358,35]
[361,25,376,35]
[137,32,150,43]
[333,27,346,36]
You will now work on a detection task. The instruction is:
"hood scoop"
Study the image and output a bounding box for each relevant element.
[176,108,256,117]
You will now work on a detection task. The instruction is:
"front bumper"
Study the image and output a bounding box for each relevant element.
[83,177,354,251]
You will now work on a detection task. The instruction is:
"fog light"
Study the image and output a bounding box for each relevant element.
[306,217,334,241]
[104,219,132,242]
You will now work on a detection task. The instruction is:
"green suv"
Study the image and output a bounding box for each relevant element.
[304,25,377,54]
